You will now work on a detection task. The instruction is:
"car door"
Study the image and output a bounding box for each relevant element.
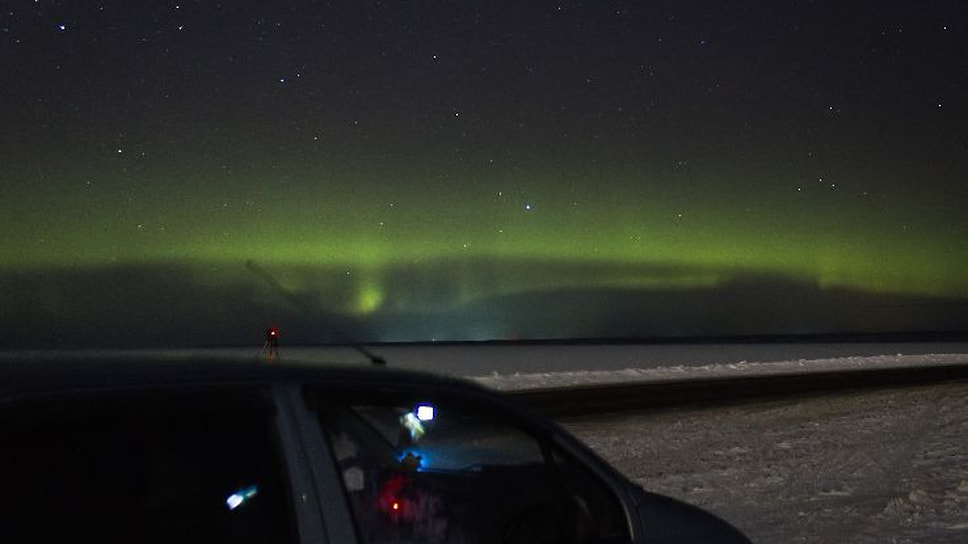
[1,385,299,544]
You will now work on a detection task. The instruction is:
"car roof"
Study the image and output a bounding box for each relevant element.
[0,352,483,401]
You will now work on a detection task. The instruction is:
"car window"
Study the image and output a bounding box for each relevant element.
[311,389,629,544]
[0,389,295,544]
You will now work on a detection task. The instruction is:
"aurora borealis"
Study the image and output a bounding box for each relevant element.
[2,1,966,346]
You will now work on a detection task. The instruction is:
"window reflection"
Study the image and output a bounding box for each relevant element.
[316,395,629,544]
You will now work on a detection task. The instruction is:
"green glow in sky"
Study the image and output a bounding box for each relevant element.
[3,1,966,346]
[4,159,965,318]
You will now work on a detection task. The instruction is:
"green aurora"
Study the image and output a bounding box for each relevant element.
[4,155,965,319]
[3,1,966,344]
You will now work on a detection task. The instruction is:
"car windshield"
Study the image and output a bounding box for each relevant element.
[3,1,965,348]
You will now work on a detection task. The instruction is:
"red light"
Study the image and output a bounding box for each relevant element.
[270,330,276,336]
[391,501,400,511]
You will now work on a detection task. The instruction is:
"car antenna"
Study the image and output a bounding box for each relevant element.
[245,260,387,366]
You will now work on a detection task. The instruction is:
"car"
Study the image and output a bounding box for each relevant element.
[1,355,750,544]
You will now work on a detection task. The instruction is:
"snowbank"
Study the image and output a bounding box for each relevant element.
[470,353,968,391]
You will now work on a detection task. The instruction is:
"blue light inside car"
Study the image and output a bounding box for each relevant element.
[226,485,259,511]
[399,450,427,471]
[415,403,435,421]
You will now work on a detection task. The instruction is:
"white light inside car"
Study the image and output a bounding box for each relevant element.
[415,404,435,421]
[226,494,244,510]
[401,412,426,441]
[225,485,258,511]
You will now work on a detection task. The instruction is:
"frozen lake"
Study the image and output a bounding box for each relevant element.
[301,342,968,376]
[70,341,968,377]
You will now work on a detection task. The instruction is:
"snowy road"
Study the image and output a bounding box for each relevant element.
[560,381,968,543]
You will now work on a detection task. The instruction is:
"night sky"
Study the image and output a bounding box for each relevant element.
[2,1,966,346]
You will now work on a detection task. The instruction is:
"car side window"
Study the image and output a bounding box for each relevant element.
[312,390,630,544]
[0,389,296,544]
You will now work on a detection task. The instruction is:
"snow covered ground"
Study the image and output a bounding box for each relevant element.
[463,352,968,542]
[560,380,968,543]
